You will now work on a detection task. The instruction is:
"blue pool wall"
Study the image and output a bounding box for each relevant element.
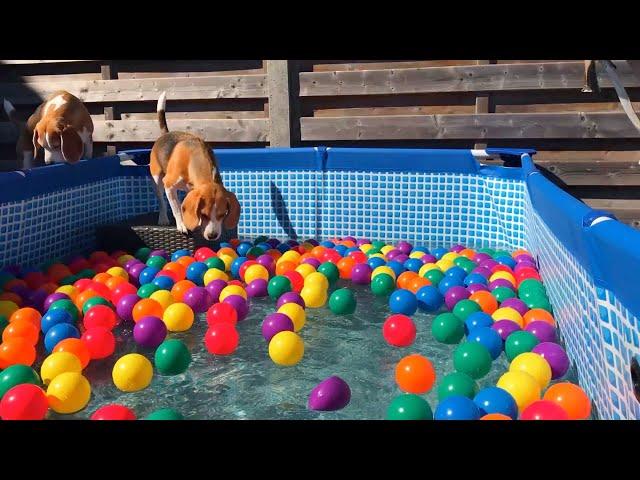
[0,147,639,419]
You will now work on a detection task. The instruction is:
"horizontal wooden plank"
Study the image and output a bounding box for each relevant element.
[312,60,480,71]
[535,151,640,186]
[122,111,266,120]
[300,112,640,141]
[496,102,640,113]
[583,198,640,228]
[118,68,264,79]
[0,74,268,104]
[313,105,476,117]
[0,60,96,65]
[300,61,639,97]
[3,73,102,83]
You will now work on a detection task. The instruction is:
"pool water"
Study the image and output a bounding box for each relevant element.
[46,279,582,420]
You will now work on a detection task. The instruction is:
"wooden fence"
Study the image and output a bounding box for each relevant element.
[1,59,639,228]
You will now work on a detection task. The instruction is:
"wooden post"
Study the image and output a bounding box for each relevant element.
[266,60,298,147]
[101,62,117,156]
[474,60,492,150]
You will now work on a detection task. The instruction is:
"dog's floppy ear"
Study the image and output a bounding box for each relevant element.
[60,127,83,163]
[32,127,40,159]
[182,190,204,231]
[224,190,241,229]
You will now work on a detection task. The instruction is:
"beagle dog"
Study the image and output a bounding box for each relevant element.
[149,91,241,241]
[3,90,93,169]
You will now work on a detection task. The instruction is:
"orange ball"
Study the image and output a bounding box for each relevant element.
[0,292,23,306]
[106,275,127,291]
[266,249,282,261]
[459,248,476,260]
[93,272,112,285]
[397,271,419,290]
[176,256,195,268]
[171,280,197,302]
[40,283,59,295]
[132,298,164,323]
[2,318,39,345]
[162,262,187,280]
[9,307,42,328]
[512,249,531,259]
[299,253,314,262]
[395,353,436,394]
[337,257,356,279]
[311,246,326,260]
[54,338,91,369]
[276,261,297,276]
[480,413,512,420]
[408,276,430,294]
[0,338,36,369]
[523,308,556,327]
[75,289,99,311]
[469,290,499,314]
[543,382,591,420]
[340,240,356,248]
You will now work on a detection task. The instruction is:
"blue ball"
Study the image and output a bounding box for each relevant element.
[386,260,406,278]
[473,387,518,419]
[445,266,467,281]
[44,323,80,353]
[231,257,248,279]
[389,289,418,316]
[434,395,481,420]
[171,249,191,262]
[320,241,335,249]
[152,275,175,291]
[334,245,348,256]
[438,276,464,295]
[467,326,503,360]
[432,247,448,260]
[139,266,160,285]
[219,242,232,249]
[345,247,360,255]
[464,311,493,334]
[495,255,516,269]
[367,257,386,270]
[403,258,423,273]
[186,261,208,285]
[41,309,74,335]
[236,242,253,257]
[276,244,291,253]
[416,285,444,312]
[464,273,488,287]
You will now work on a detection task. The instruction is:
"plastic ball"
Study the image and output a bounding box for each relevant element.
[112,353,153,392]
[443,286,469,310]
[437,372,478,401]
[382,314,416,347]
[154,339,191,375]
[0,383,48,420]
[467,326,503,360]
[542,382,591,420]
[491,286,516,303]
[519,400,569,420]
[53,338,91,369]
[415,285,443,312]
[329,288,356,315]
[464,311,493,334]
[452,299,481,322]
[532,342,570,379]
[386,394,433,420]
[268,276,293,300]
[431,313,465,344]
[132,298,164,323]
[81,327,116,360]
[300,286,328,309]
[115,294,140,323]
[40,352,82,384]
[91,404,136,420]
[434,395,481,420]
[304,271,330,291]
[132,315,167,348]
[0,364,40,398]
[206,303,237,327]
[492,319,522,341]
[203,268,229,285]
[143,408,183,420]
[46,372,91,414]
[262,313,295,342]
[83,304,118,331]
[453,342,492,379]
[496,371,541,412]
[395,354,436,394]
[205,323,240,355]
[268,331,304,366]
[162,303,194,332]
[222,295,249,322]
[523,308,555,327]
[389,289,418,316]
[371,273,396,297]
[276,292,306,310]
[468,290,498,315]
[9,307,42,328]
[505,330,539,361]
[44,323,80,353]
[492,307,524,327]
[524,321,556,343]
[81,296,114,315]
[49,299,79,323]
[3,318,39,346]
[473,386,518,419]
[308,376,351,412]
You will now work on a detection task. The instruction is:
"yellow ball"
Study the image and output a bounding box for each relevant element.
[219,285,247,302]
[368,253,385,260]
[217,247,238,259]
[0,300,19,318]
[112,353,153,392]
[46,372,91,414]
[55,285,78,301]
[436,259,455,272]
[441,252,460,262]
[300,242,314,252]
[218,254,235,271]
[150,290,175,310]
[300,285,328,308]
[278,251,301,265]
[496,371,541,412]
[372,266,396,280]
[106,266,128,280]
[419,263,441,277]
[509,352,552,389]
[380,245,394,256]
[409,251,426,259]
[295,263,316,279]
[41,352,82,385]
[277,303,306,332]
[244,264,269,283]
[359,244,373,254]
[489,271,516,286]
[304,272,329,290]
[162,302,194,332]
[268,331,304,366]
[492,307,524,327]
[203,268,229,285]
[118,254,135,266]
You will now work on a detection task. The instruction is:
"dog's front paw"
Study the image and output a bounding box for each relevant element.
[176,222,189,235]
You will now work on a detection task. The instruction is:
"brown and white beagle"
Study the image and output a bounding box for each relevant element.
[149,91,241,241]
[2,90,93,169]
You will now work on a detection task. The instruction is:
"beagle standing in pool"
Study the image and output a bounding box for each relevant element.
[3,90,93,169]
[149,91,241,241]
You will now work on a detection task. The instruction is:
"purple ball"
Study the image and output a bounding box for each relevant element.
[532,342,570,379]
[396,241,413,255]
[276,292,306,309]
[421,254,437,264]
[124,259,142,272]
[205,279,228,303]
[308,376,351,411]
[514,261,538,272]
[10,284,30,299]
[306,239,320,247]
[223,295,249,321]
[489,279,514,290]
[471,266,492,279]
[500,298,528,316]
[473,253,492,263]
[386,249,402,261]
[44,292,70,311]
[256,255,276,275]
[351,264,373,285]
[394,254,409,264]
[128,263,146,283]
[525,321,557,343]
[261,313,294,341]
[246,279,268,298]
[27,289,48,313]
[183,286,212,313]
[479,259,499,270]
[301,258,321,269]
[492,319,522,341]
[467,283,490,294]
[133,315,167,348]
[116,294,140,323]
[286,240,299,247]
[3,265,21,276]
[266,238,280,248]
[445,286,470,310]
[515,254,535,264]
[356,238,371,247]
[450,244,465,253]
[149,249,169,260]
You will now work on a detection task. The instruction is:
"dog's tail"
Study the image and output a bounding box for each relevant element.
[2,98,20,125]
[157,91,169,134]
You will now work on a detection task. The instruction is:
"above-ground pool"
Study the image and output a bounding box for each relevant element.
[0,147,638,420]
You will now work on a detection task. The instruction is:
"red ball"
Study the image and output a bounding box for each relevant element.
[194,247,216,262]
[282,271,304,293]
[68,258,91,274]
[322,249,341,264]
[84,305,118,330]
[491,264,514,274]
[382,314,417,347]
[238,260,258,281]
[520,400,570,420]
[227,280,243,287]
[93,263,111,274]
[348,251,367,264]
[81,327,116,360]
[74,278,94,292]
[90,251,111,263]
[111,282,138,303]
[204,323,239,355]
[516,268,542,284]
[0,384,48,420]
[206,302,238,327]
[91,404,136,420]
[157,270,179,283]
[88,281,112,299]
[23,271,47,290]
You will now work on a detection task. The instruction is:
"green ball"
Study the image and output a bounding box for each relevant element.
[371,241,386,250]
[367,248,382,256]
[524,295,553,313]
[138,283,160,299]
[146,255,167,269]
[505,331,539,361]
[77,268,96,279]
[154,339,192,376]
[328,288,356,315]
[492,250,511,259]
[317,262,339,286]
[144,408,184,420]
[268,275,293,300]
[60,274,78,286]
[437,372,479,401]
[454,258,477,274]
[518,289,544,301]
[0,314,9,336]
[453,342,493,379]
[452,299,481,321]
[247,246,264,258]
[431,313,465,344]
[386,394,433,420]
[82,296,114,315]
[424,269,445,286]
[478,248,495,256]
[371,273,396,297]
[253,236,269,246]
[135,247,152,262]
[518,278,545,293]
[49,299,79,323]
[0,365,41,399]
[492,286,516,303]
[205,257,226,271]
